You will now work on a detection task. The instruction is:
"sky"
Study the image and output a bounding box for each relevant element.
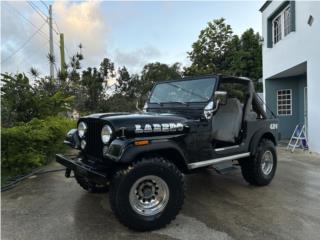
[1,0,264,77]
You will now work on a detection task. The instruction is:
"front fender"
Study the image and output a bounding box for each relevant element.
[106,138,187,164]
[64,129,80,149]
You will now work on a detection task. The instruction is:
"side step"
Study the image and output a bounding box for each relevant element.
[188,152,250,169]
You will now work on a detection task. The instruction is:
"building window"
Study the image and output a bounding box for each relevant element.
[283,6,291,36]
[271,4,293,45]
[267,2,295,48]
[277,89,292,116]
[273,14,282,44]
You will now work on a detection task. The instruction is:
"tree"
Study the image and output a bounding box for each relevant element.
[1,73,37,125]
[34,76,58,97]
[1,73,73,126]
[67,44,85,87]
[30,67,40,81]
[185,18,233,75]
[100,58,115,83]
[228,29,262,88]
[101,62,182,112]
[139,62,182,102]
[116,66,130,95]
[73,58,115,113]
[101,93,136,112]
[81,67,104,112]
[47,53,56,70]
[185,19,262,91]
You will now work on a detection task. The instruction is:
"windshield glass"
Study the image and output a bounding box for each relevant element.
[149,77,216,103]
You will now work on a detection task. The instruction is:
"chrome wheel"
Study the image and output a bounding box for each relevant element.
[129,175,169,216]
[261,150,274,175]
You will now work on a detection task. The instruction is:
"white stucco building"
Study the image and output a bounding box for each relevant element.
[260,0,320,153]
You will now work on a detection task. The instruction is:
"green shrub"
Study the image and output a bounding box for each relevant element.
[1,116,76,176]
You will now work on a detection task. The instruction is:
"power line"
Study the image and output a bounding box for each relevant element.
[54,40,60,49]
[15,41,49,71]
[26,1,48,24]
[3,2,68,75]
[30,1,48,17]
[40,1,49,10]
[3,1,49,41]
[54,20,61,34]
[42,4,72,60]
[6,1,71,70]
[53,24,71,58]
[26,1,59,35]
[31,1,60,34]
[52,18,71,59]
[1,22,47,64]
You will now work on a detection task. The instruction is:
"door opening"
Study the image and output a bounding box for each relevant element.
[304,87,308,138]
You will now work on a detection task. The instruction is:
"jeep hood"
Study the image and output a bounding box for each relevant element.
[82,112,190,137]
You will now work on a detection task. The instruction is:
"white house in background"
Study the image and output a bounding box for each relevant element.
[260,0,320,153]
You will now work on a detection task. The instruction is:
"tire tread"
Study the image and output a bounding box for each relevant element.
[109,156,185,231]
[240,138,276,186]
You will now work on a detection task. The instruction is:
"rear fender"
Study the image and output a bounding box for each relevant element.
[249,128,277,156]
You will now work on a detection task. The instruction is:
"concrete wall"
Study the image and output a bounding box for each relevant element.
[265,75,306,139]
[262,1,320,152]
[297,78,306,124]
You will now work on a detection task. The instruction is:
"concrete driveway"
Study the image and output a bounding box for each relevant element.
[2,148,320,240]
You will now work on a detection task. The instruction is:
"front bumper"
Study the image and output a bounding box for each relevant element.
[56,154,108,183]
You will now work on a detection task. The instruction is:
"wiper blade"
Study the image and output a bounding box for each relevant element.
[165,101,187,105]
[168,83,208,101]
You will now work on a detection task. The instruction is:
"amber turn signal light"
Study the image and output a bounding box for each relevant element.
[134,140,149,146]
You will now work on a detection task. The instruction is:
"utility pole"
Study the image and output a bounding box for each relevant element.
[60,33,65,75]
[49,5,54,79]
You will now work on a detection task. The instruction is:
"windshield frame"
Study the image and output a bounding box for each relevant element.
[147,75,218,105]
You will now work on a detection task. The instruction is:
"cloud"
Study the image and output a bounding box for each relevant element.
[1,1,183,77]
[1,0,108,76]
[113,45,161,73]
[1,1,49,75]
[53,1,108,67]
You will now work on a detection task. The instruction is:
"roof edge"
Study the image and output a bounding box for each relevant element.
[259,0,272,12]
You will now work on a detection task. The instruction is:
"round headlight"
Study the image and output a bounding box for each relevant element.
[101,125,113,144]
[78,121,87,138]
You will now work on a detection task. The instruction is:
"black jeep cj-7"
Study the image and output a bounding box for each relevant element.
[56,75,278,231]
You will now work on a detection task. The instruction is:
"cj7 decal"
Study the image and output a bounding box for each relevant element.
[270,123,278,130]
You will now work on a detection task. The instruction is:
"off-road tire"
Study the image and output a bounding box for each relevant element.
[240,139,277,186]
[75,174,109,193]
[109,157,185,231]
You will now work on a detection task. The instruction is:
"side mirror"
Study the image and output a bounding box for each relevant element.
[203,101,215,120]
[214,91,227,105]
[203,91,227,120]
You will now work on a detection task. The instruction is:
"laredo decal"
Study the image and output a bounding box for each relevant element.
[135,123,184,133]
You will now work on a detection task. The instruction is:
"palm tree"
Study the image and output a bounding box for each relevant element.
[30,67,40,81]
[47,53,56,65]
[57,69,67,83]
